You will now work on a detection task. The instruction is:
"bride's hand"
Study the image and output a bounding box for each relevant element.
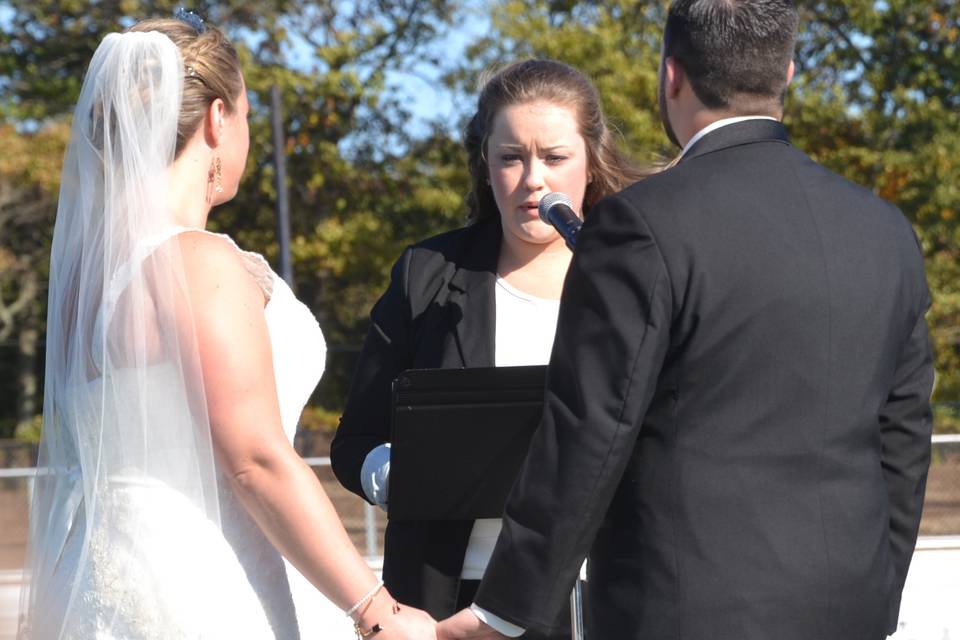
[354,592,436,640]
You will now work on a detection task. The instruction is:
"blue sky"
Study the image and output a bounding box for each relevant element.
[0,2,488,137]
[279,2,492,140]
[0,0,490,144]
[386,8,491,136]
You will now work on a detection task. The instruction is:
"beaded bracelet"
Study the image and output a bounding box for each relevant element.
[345,580,384,618]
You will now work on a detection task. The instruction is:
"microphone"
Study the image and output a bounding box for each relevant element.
[538,192,581,251]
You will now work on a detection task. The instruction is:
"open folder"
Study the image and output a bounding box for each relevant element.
[388,365,547,521]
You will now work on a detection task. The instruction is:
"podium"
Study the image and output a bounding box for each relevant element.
[389,365,545,520]
[389,365,586,639]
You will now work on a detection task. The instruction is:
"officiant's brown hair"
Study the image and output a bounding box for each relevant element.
[128,18,243,157]
[464,59,651,223]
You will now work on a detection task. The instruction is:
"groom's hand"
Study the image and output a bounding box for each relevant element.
[436,608,507,640]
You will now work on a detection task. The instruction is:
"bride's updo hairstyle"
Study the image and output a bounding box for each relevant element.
[464,59,651,223]
[128,18,243,157]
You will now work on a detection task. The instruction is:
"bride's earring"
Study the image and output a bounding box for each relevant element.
[206,158,216,203]
[214,156,223,193]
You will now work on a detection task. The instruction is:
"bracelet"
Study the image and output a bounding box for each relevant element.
[354,587,381,622]
[345,580,384,618]
[354,621,383,638]
[354,601,401,639]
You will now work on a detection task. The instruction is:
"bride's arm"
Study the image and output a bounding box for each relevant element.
[179,232,434,638]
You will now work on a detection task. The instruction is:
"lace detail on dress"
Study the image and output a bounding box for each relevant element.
[236,250,274,301]
[63,479,275,640]
[185,229,275,301]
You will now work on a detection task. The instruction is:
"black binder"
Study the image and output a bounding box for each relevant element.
[388,365,547,521]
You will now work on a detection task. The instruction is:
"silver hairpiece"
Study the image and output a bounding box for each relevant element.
[174,7,207,33]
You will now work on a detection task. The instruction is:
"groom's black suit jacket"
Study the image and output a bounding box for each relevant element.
[474,120,934,639]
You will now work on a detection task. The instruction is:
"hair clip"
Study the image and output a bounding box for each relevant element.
[174,7,207,33]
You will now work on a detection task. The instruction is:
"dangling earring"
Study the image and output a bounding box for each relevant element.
[205,158,215,203]
[214,156,223,193]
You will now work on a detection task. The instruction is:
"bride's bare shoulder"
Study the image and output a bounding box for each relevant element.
[176,230,263,308]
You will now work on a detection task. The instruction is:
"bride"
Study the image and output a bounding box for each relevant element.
[17,14,436,640]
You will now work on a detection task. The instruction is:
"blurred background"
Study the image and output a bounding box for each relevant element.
[0,0,958,637]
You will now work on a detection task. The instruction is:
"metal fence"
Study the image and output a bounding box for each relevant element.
[0,457,385,568]
[0,435,958,571]
[922,434,960,536]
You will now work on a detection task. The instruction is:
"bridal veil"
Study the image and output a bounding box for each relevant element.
[18,30,222,637]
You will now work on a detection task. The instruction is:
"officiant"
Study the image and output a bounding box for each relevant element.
[331,59,648,637]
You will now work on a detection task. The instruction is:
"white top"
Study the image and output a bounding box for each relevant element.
[460,277,561,580]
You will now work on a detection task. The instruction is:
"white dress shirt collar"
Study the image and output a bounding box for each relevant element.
[679,115,779,159]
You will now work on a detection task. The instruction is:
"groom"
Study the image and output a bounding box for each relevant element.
[438,1,934,638]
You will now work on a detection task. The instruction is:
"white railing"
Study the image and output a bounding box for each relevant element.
[0,456,382,559]
[3,433,959,555]
[302,456,379,559]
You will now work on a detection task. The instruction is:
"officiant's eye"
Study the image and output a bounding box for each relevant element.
[498,153,522,164]
[545,154,568,164]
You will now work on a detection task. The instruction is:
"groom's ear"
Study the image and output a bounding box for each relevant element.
[786,59,796,86]
[664,56,684,100]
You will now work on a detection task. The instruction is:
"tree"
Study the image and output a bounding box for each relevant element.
[0,0,462,436]
[448,1,671,165]
[791,1,960,409]
[2,0,956,438]
[0,122,67,437]
[213,0,463,408]
[448,0,960,429]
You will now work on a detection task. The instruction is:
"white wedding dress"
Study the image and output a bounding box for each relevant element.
[42,230,355,639]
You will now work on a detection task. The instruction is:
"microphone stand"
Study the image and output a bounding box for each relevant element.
[570,578,585,640]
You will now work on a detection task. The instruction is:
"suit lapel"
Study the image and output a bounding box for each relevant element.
[444,218,500,368]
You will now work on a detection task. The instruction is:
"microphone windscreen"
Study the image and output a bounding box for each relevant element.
[538,191,574,224]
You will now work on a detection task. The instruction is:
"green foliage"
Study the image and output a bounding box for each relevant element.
[0,0,291,122]
[297,405,342,432]
[450,0,671,165]
[0,123,67,436]
[933,404,960,435]
[0,0,957,440]
[13,414,43,444]
[0,0,462,436]
[789,1,960,402]
[454,0,960,419]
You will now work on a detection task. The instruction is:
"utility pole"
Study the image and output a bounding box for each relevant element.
[270,83,294,288]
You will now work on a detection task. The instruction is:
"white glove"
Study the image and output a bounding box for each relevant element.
[360,443,391,511]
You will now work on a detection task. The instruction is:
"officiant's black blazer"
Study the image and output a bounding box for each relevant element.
[330,217,518,617]
[474,120,934,640]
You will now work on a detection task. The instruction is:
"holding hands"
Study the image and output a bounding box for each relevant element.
[350,602,512,640]
[436,609,508,640]
[348,582,437,640]
[363,604,437,640]
[352,599,512,640]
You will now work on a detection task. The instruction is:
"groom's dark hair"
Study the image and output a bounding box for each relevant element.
[664,0,798,114]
